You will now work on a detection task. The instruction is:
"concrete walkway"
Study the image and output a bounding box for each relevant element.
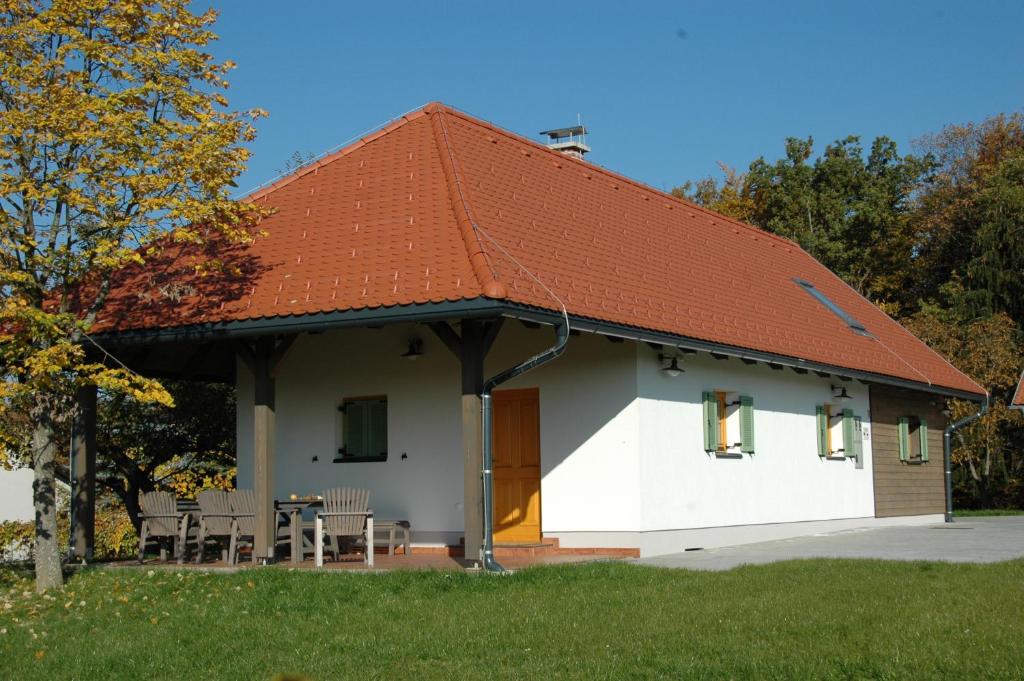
[636,516,1024,571]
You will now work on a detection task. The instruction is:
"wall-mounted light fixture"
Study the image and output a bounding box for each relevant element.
[831,384,851,401]
[658,353,685,378]
[402,337,424,360]
[941,401,952,418]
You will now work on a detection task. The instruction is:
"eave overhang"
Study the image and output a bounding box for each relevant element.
[92,300,987,403]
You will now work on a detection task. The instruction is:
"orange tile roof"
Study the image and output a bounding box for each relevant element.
[1012,372,1024,409]
[94,102,985,397]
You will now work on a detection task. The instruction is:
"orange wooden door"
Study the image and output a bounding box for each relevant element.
[491,388,541,544]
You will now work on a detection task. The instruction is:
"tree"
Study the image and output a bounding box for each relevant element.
[275,150,318,176]
[677,114,1024,510]
[0,1,265,591]
[671,162,754,223]
[675,136,932,309]
[904,292,1024,507]
[96,380,235,532]
[910,113,1024,321]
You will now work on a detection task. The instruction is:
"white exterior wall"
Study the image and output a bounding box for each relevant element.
[637,351,874,530]
[236,323,640,546]
[235,321,880,556]
[492,327,641,535]
[0,468,34,522]
[632,350,875,555]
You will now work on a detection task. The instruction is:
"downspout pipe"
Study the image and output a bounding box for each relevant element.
[943,396,989,523]
[481,320,569,572]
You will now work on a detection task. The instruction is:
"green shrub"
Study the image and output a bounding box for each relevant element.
[94,503,138,559]
[0,521,33,562]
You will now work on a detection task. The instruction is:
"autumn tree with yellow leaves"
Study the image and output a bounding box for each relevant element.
[0,0,265,591]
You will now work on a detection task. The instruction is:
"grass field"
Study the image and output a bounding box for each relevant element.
[2,559,1022,680]
[954,508,1024,517]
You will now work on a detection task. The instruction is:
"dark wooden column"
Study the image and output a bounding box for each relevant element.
[238,335,296,563]
[459,321,485,565]
[430,318,503,565]
[71,384,97,561]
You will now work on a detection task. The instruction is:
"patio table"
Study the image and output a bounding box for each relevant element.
[277,499,410,565]
[276,499,322,564]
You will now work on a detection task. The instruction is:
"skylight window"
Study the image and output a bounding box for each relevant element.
[793,279,872,337]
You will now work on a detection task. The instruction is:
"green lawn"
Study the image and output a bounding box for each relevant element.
[2,559,1022,680]
[954,508,1024,517]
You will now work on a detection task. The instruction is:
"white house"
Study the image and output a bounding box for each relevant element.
[82,103,987,564]
[0,467,34,524]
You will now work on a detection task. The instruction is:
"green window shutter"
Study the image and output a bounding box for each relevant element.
[851,416,864,461]
[919,419,929,462]
[368,399,388,459]
[740,396,755,454]
[897,417,910,462]
[702,391,718,452]
[343,401,366,458]
[816,405,828,457]
[841,408,855,457]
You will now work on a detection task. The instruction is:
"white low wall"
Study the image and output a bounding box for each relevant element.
[550,514,944,557]
[0,468,34,523]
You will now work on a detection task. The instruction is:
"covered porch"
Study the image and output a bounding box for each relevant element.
[71,302,589,569]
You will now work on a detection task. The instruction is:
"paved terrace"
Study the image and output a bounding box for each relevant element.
[636,516,1024,571]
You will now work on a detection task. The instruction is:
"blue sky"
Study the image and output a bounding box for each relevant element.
[210,1,1024,197]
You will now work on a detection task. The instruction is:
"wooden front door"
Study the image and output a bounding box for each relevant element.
[491,388,542,544]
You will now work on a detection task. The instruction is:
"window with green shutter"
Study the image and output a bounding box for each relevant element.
[335,396,388,462]
[897,415,929,464]
[897,417,910,461]
[739,395,755,454]
[851,416,864,467]
[816,405,830,457]
[841,409,856,457]
[918,419,929,462]
[702,391,719,452]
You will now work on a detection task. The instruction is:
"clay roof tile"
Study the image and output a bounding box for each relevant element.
[93,102,984,396]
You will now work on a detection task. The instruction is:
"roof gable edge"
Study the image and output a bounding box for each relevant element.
[428,108,508,299]
[243,106,431,204]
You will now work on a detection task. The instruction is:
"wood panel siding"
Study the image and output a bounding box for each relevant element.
[870,385,948,517]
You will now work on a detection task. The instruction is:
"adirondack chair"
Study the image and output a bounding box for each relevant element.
[315,488,373,567]
[227,490,257,565]
[195,490,234,564]
[138,491,185,564]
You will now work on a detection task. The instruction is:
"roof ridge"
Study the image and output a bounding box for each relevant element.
[433,103,800,250]
[243,105,432,203]
[427,107,508,299]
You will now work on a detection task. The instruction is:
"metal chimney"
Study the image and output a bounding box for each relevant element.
[539,124,590,160]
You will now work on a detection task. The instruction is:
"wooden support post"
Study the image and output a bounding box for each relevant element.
[252,338,276,564]
[71,384,97,561]
[459,321,485,565]
[238,335,296,564]
[429,319,504,567]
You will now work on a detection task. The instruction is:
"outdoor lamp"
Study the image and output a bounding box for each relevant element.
[659,354,684,377]
[831,384,851,401]
[402,337,424,360]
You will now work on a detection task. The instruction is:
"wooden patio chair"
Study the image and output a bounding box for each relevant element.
[227,490,257,565]
[315,487,373,567]
[195,489,234,564]
[138,491,186,564]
